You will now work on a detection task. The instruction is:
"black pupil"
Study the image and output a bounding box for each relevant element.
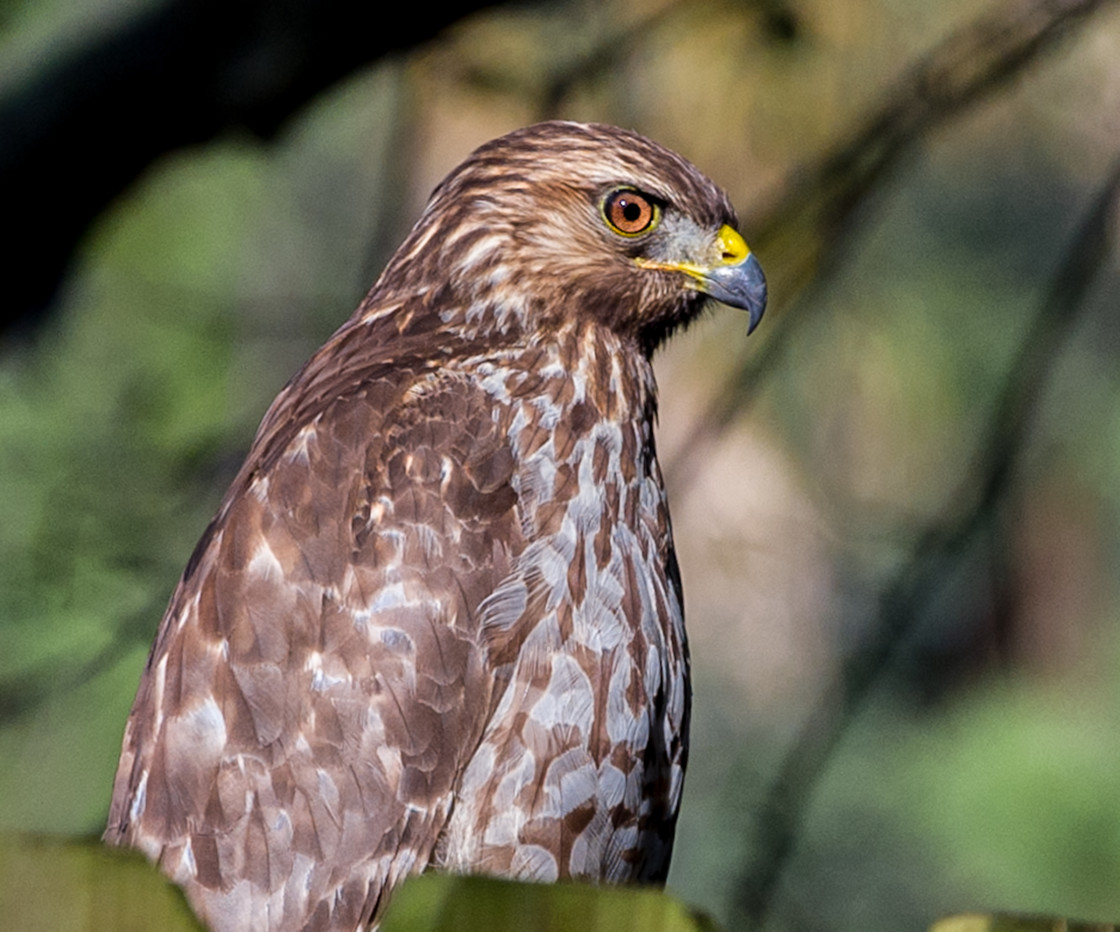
[622,200,641,222]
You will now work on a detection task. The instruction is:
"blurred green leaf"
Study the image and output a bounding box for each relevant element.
[0,832,204,931]
[931,913,1118,932]
[380,872,724,932]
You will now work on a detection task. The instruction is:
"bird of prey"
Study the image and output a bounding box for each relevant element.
[104,121,766,932]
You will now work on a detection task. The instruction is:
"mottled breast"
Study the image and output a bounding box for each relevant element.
[436,323,690,883]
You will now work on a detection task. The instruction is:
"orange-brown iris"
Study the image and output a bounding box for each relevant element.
[603,189,656,235]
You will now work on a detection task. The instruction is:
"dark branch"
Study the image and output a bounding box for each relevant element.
[0,0,496,335]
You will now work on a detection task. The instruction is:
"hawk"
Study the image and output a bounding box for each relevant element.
[105,121,766,931]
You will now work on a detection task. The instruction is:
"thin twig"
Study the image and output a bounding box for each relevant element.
[667,0,1119,488]
[737,156,1120,928]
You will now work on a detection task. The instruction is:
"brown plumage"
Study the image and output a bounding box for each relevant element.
[104,121,766,931]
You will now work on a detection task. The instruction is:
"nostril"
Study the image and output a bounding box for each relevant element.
[716,224,749,264]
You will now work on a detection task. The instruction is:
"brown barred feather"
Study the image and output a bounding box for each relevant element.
[105,121,754,931]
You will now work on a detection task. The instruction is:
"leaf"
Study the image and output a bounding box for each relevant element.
[0,832,204,932]
[380,872,724,932]
[931,913,1119,932]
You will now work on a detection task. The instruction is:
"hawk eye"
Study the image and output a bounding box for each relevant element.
[602,189,658,236]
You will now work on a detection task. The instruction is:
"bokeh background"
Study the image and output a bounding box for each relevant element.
[3,0,1120,929]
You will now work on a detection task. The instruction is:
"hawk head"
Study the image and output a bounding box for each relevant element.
[370,121,766,353]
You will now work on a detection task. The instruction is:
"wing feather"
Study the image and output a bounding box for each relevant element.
[106,356,524,931]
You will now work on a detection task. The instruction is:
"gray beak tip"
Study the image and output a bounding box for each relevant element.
[702,251,767,335]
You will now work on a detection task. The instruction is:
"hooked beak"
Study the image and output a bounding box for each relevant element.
[699,225,767,334]
[637,224,767,334]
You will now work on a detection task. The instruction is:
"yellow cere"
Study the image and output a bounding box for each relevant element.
[633,224,752,279]
[716,224,750,265]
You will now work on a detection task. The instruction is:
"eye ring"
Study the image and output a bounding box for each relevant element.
[602,188,659,237]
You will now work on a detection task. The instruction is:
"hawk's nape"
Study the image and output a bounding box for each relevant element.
[104,121,766,932]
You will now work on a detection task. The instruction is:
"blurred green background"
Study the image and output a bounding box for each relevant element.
[3,0,1120,929]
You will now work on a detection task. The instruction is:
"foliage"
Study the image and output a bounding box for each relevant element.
[3,1,1120,930]
[0,833,205,931]
[0,832,726,932]
[932,914,1118,932]
[381,873,724,932]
